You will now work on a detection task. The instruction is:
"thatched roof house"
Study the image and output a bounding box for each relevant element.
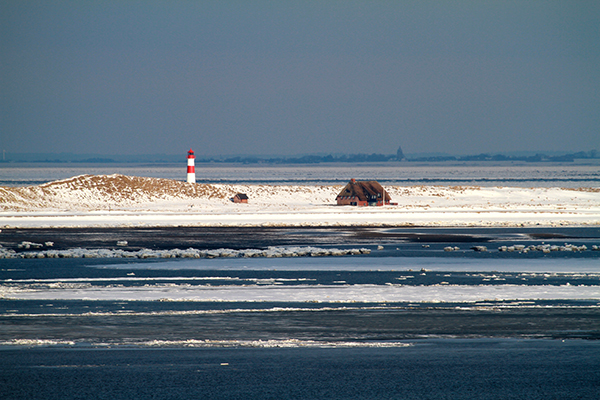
[336,179,393,206]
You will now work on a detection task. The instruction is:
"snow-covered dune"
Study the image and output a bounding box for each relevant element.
[0,174,233,211]
[1,174,598,227]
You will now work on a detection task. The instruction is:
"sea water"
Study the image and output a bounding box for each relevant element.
[2,233,600,399]
[2,340,600,400]
[1,162,600,187]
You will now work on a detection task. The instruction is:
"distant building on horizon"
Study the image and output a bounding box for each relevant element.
[336,179,394,206]
[396,146,406,161]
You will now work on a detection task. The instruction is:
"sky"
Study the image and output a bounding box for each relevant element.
[1,1,599,157]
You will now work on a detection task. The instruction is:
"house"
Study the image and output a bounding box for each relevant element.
[232,193,249,203]
[336,179,394,206]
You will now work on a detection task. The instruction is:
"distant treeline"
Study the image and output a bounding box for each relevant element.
[2,150,598,164]
[211,150,599,164]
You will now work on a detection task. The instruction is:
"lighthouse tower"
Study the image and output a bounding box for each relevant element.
[187,149,196,183]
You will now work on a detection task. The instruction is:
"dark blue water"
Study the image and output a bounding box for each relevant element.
[2,257,599,286]
[1,226,599,398]
[1,340,599,400]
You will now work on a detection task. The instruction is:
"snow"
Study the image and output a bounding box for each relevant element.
[1,174,598,228]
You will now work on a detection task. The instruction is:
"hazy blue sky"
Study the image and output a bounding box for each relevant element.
[1,1,598,157]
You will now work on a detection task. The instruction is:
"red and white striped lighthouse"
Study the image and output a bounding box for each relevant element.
[187,149,196,183]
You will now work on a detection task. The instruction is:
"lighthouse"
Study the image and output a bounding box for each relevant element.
[187,149,196,183]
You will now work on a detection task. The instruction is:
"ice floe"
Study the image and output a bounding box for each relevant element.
[0,338,412,349]
[0,245,371,259]
[2,281,599,302]
[498,243,593,253]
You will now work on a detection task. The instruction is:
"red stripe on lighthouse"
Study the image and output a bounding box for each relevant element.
[187,165,195,173]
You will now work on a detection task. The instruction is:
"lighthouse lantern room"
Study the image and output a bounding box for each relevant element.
[187,149,196,183]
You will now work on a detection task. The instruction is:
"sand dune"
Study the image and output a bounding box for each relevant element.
[1,174,598,227]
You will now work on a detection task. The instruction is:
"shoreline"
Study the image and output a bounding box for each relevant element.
[1,210,598,228]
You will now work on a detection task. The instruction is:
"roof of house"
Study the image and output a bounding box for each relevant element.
[336,179,391,202]
[235,193,248,200]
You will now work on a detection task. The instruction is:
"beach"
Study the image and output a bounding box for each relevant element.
[0,170,598,229]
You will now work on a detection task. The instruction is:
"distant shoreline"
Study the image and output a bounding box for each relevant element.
[3,158,600,168]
